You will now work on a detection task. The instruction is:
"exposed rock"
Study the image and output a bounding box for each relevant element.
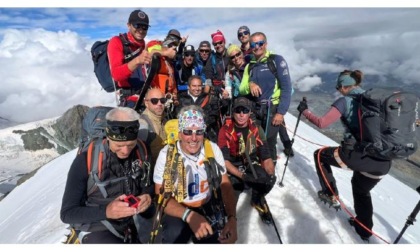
[52,104,89,150]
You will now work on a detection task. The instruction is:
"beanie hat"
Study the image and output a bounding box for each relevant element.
[238,25,250,34]
[106,120,139,142]
[199,41,211,49]
[178,109,206,131]
[336,74,356,88]
[128,10,150,27]
[211,30,225,44]
[227,44,241,56]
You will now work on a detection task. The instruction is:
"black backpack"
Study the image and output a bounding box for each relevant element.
[352,88,419,160]
[90,33,139,93]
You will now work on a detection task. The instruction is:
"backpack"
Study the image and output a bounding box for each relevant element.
[91,33,139,93]
[247,54,294,95]
[78,106,150,197]
[352,88,419,160]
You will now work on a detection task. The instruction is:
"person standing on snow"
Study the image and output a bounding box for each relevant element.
[297,70,392,241]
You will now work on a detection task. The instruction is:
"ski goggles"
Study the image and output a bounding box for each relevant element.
[233,106,250,114]
[181,129,205,136]
[250,40,266,49]
[146,97,167,105]
[106,120,139,141]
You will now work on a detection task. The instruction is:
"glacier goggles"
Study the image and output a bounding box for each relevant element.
[233,106,250,114]
[106,120,139,141]
[182,129,205,136]
[250,40,266,49]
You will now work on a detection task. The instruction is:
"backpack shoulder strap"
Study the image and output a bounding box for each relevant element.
[119,33,140,62]
[267,54,278,77]
[86,138,108,196]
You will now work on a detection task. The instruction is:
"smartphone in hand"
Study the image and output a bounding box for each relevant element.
[124,195,140,208]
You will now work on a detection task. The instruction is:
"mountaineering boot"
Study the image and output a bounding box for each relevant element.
[251,196,273,225]
[348,218,371,243]
[317,190,341,210]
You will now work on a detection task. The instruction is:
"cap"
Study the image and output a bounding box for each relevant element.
[233,97,252,110]
[128,10,150,27]
[167,29,181,39]
[238,25,250,34]
[211,30,225,44]
[199,41,211,49]
[184,45,195,54]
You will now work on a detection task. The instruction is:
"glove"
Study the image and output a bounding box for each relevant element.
[297,99,308,113]
[265,175,277,193]
[242,173,257,184]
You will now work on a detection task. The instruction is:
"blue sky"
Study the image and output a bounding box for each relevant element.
[0,4,419,124]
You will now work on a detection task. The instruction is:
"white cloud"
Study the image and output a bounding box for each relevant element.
[0,28,114,123]
[0,8,419,123]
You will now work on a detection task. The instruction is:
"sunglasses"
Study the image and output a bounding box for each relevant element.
[229,52,242,60]
[199,49,210,54]
[184,53,195,57]
[108,125,139,135]
[146,97,167,105]
[182,129,205,136]
[132,23,149,31]
[238,31,250,38]
[213,41,223,47]
[250,40,266,49]
[234,106,250,114]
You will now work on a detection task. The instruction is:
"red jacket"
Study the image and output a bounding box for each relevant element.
[108,32,146,89]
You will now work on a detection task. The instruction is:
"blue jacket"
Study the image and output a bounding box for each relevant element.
[239,51,292,115]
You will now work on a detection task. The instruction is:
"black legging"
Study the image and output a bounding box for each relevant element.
[313,146,391,238]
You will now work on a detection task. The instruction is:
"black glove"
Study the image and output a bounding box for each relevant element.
[265,175,277,193]
[242,173,257,184]
[297,99,308,113]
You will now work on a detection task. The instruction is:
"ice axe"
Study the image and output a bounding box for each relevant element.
[278,96,306,187]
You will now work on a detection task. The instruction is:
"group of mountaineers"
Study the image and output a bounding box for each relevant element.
[60,9,420,244]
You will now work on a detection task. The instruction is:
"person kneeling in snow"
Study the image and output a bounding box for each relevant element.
[218,97,277,224]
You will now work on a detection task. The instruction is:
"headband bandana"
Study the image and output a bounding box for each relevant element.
[337,74,356,88]
[178,109,206,131]
[105,120,139,142]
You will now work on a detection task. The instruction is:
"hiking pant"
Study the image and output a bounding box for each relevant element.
[160,204,221,244]
[228,162,271,205]
[314,146,391,238]
[254,104,291,160]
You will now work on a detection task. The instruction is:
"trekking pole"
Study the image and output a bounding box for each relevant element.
[278,97,306,187]
[244,142,283,244]
[394,185,420,244]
